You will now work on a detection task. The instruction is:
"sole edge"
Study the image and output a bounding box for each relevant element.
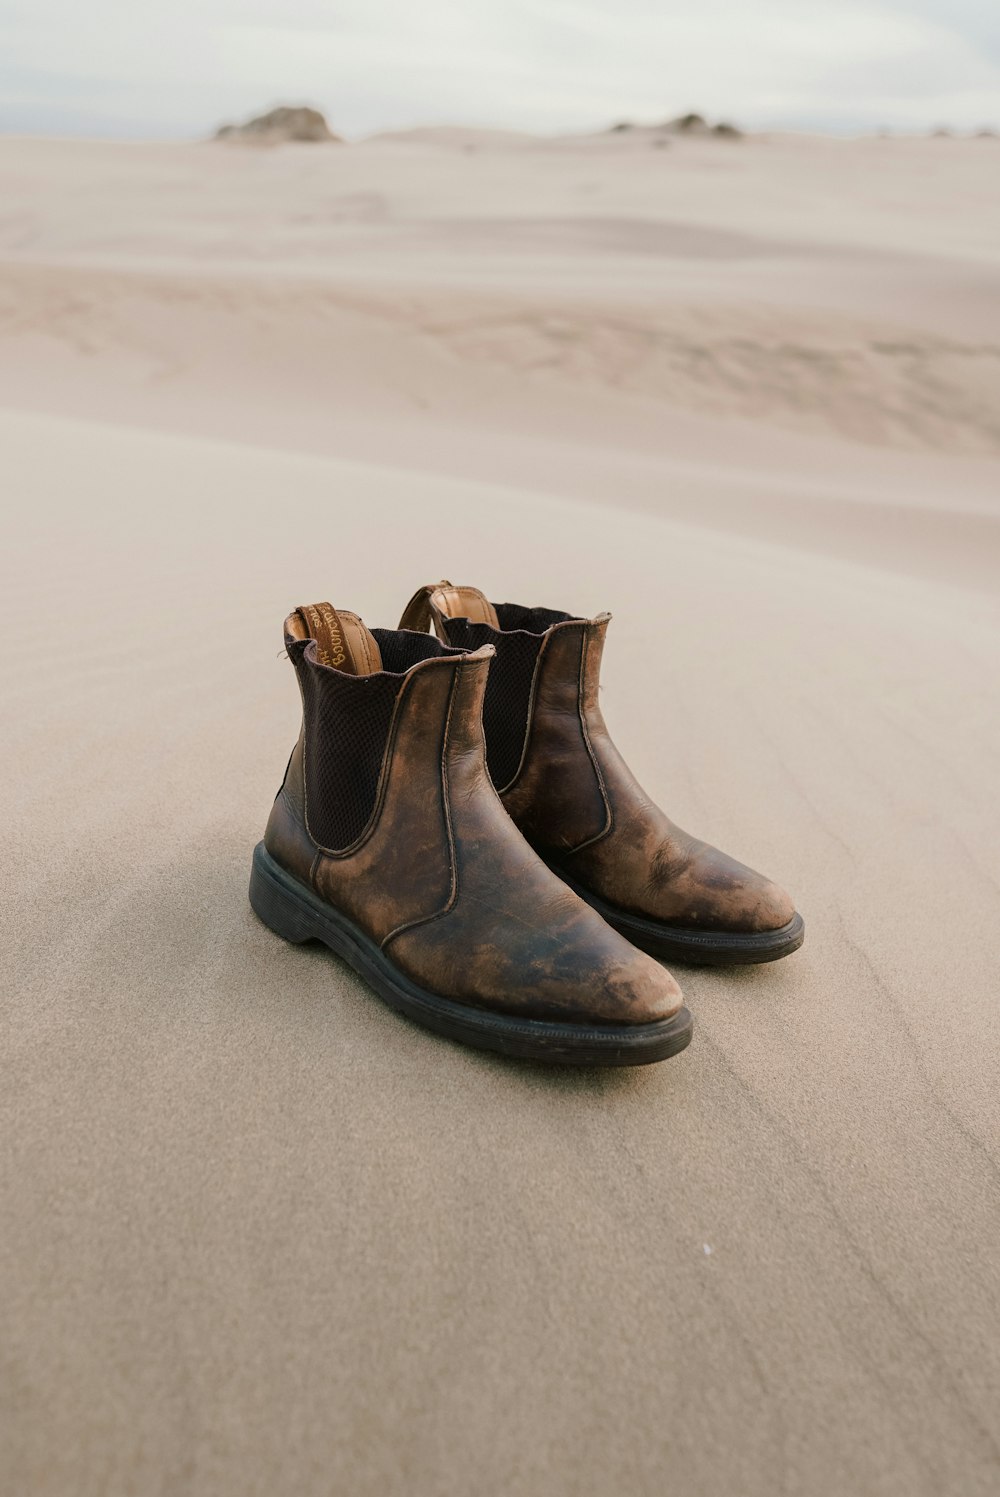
[544,859,805,967]
[249,843,694,1065]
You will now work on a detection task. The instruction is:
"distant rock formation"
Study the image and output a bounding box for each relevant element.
[215,106,340,145]
[669,113,708,134]
[660,113,743,139]
[604,112,742,146]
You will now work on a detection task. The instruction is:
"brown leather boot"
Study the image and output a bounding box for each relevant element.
[399,583,804,966]
[249,602,692,1064]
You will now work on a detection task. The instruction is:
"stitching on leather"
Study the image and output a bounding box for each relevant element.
[362,626,380,674]
[355,622,376,674]
[500,620,612,846]
[429,588,454,638]
[500,625,554,794]
[333,610,380,675]
[399,580,452,634]
[381,659,463,949]
[565,623,614,854]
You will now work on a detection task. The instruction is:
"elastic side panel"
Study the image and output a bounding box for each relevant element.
[493,603,574,634]
[371,628,464,673]
[442,618,543,792]
[293,645,403,850]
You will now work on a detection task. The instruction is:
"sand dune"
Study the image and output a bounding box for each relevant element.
[6,258,1000,449]
[2,132,999,1497]
[3,257,999,593]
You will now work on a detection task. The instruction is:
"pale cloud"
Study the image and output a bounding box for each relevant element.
[1,0,998,137]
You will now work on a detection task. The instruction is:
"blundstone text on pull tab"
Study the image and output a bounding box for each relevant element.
[296,603,348,669]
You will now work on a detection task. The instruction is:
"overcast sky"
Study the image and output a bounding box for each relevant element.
[2,0,998,139]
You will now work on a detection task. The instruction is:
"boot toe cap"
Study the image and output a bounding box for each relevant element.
[669,847,798,934]
[731,874,797,933]
[687,875,797,934]
[583,945,685,1027]
[391,892,686,1029]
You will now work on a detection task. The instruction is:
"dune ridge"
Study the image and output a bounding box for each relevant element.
[5,259,1000,453]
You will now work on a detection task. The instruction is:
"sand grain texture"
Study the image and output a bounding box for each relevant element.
[1,132,999,1497]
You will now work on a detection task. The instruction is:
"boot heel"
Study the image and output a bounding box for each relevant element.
[249,844,319,944]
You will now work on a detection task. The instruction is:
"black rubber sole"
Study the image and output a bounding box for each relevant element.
[545,860,805,967]
[248,843,693,1066]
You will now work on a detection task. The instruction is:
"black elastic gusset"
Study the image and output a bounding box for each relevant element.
[371,628,464,673]
[441,602,577,790]
[291,631,459,852]
[494,602,575,634]
[438,615,537,791]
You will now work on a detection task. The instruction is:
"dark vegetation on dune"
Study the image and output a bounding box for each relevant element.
[215,106,340,144]
[610,112,743,140]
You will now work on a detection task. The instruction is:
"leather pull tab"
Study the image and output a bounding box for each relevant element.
[398,580,452,634]
[398,581,499,637]
[294,603,383,675]
[432,585,499,629]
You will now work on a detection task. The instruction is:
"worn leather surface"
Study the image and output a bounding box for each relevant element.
[398,581,499,636]
[292,604,383,674]
[264,623,683,1024]
[421,590,797,935]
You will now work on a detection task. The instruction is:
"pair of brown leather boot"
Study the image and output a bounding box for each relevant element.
[250,583,803,1066]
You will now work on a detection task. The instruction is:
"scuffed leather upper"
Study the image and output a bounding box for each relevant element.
[426,598,797,936]
[265,640,683,1026]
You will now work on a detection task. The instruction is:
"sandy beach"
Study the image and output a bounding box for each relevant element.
[2,129,999,1495]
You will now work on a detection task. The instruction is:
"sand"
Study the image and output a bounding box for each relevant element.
[1,130,999,1496]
